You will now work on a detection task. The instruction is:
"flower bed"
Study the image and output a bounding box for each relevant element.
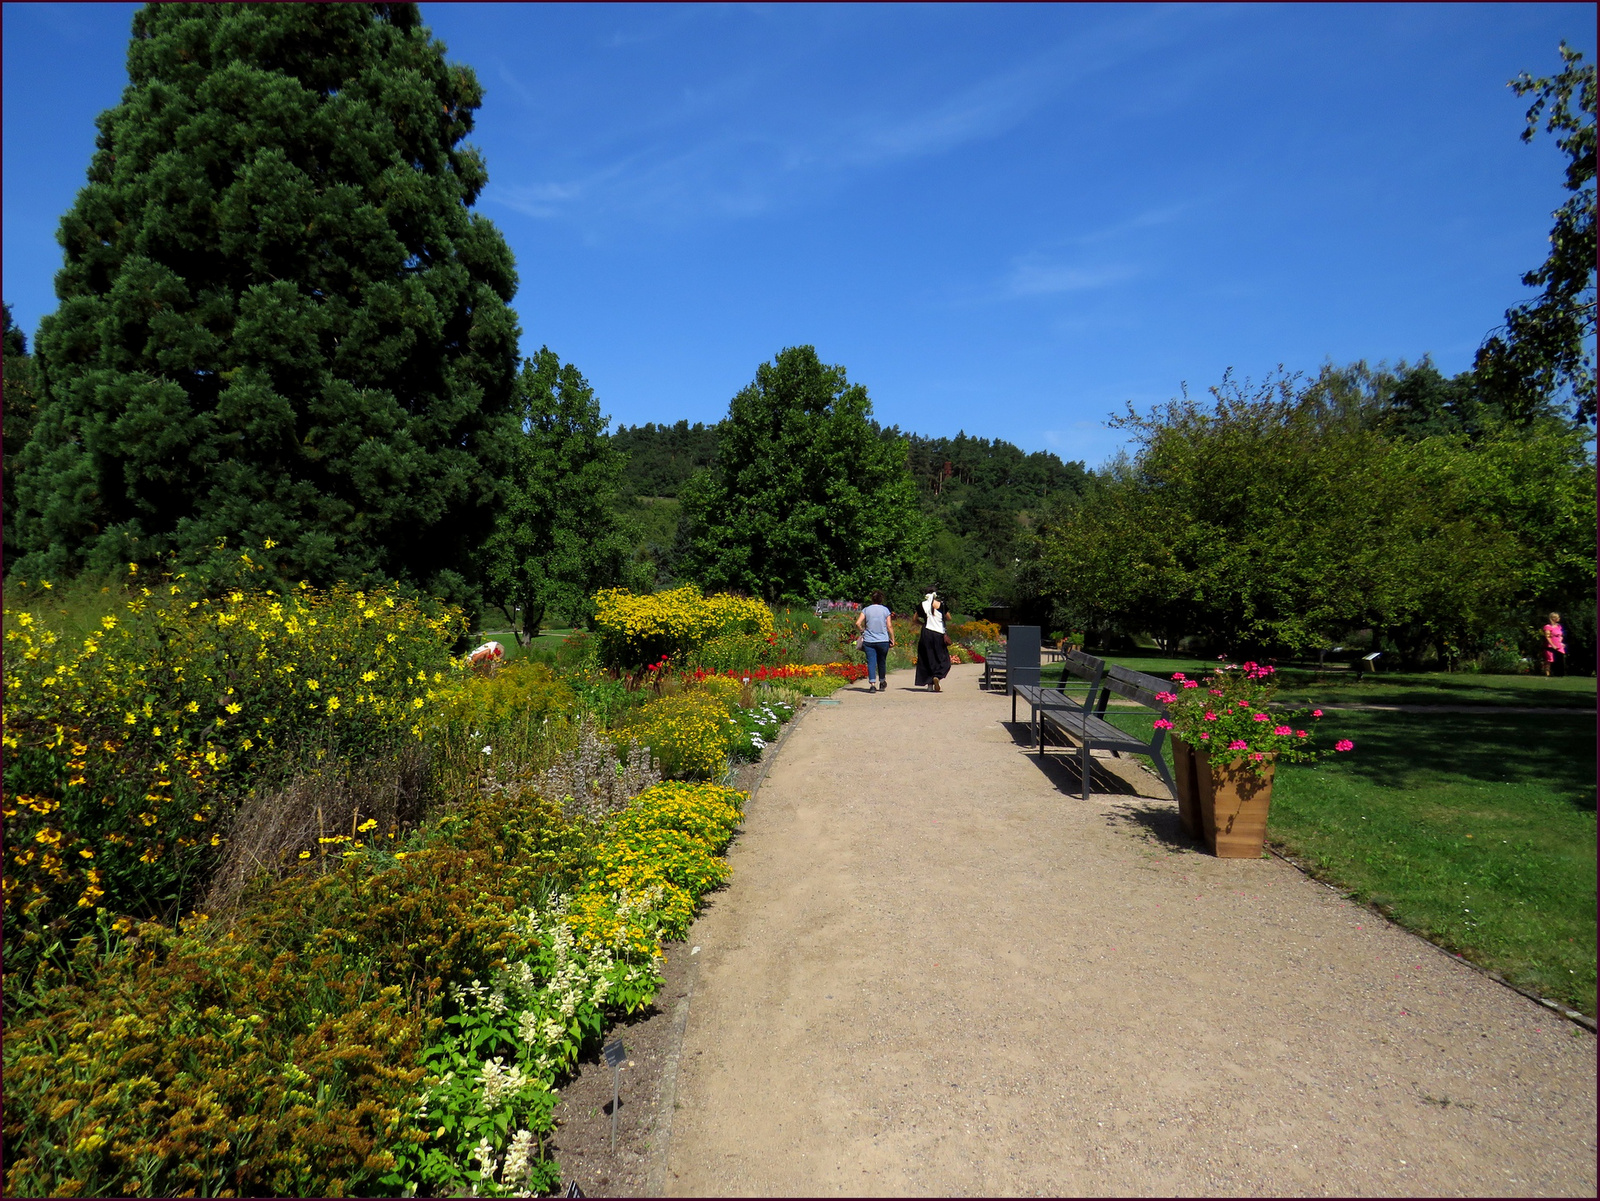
[2,578,811,1197]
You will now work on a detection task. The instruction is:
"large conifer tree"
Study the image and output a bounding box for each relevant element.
[11,3,521,605]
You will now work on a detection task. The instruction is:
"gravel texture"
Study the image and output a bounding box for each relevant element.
[661,663,1598,1197]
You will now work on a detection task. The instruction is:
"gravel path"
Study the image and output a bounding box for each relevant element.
[662,664,1597,1196]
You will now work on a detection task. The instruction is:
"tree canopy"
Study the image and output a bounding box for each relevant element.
[1041,365,1595,663]
[1475,41,1597,423]
[479,348,641,638]
[676,346,926,605]
[9,3,521,610]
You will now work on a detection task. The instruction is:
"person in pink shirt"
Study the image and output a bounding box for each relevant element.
[1540,612,1565,676]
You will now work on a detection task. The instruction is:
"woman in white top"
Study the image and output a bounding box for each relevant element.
[913,589,951,692]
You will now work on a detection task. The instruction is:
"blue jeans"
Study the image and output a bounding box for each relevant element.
[863,641,890,684]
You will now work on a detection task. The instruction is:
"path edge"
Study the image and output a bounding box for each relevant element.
[1266,844,1597,1033]
[642,691,824,1196]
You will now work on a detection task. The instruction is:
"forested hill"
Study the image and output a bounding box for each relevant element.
[611,421,719,497]
[889,428,1089,510]
[613,418,1088,505]
[612,418,1091,613]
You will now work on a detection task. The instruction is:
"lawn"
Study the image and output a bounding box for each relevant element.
[1041,651,1596,710]
[1095,704,1597,1017]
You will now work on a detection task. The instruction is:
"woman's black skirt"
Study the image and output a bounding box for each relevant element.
[915,627,951,685]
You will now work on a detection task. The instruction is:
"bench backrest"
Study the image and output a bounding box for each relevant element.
[1102,663,1172,710]
[1007,625,1041,691]
[1058,648,1104,684]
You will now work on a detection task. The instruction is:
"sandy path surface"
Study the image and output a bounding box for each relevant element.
[663,663,1597,1197]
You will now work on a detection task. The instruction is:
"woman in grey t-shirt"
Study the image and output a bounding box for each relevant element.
[855,591,895,692]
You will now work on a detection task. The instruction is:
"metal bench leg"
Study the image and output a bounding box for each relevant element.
[1080,742,1092,800]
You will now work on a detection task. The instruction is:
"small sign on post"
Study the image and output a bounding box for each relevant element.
[603,1039,626,1148]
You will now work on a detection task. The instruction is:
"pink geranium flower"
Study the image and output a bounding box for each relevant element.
[1250,752,1264,762]
[1296,730,1308,738]
[1156,691,1178,703]
[1228,739,1248,750]
[1335,739,1354,752]
[1203,711,1217,721]
[1182,680,1199,689]
[1199,732,1211,740]
[1172,672,1186,680]
[1252,712,1270,722]
[1312,709,1323,718]
[1273,725,1292,735]
[1153,718,1174,730]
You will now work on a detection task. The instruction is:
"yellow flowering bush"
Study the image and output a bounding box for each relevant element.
[591,586,772,669]
[2,564,463,972]
[612,688,741,779]
[571,781,746,946]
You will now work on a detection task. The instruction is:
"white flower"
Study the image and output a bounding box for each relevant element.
[517,1010,541,1044]
[482,745,493,755]
[503,1128,536,1194]
[480,1057,509,1109]
[472,1135,496,1174]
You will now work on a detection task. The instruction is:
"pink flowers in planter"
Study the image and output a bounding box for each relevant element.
[1153,718,1175,730]
[1336,739,1355,752]
[1163,664,1355,769]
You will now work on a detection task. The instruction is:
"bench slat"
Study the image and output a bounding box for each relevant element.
[1010,650,1175,801]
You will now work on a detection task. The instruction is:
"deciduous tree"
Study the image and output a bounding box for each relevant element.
[480,348,640,639]
[1476,41,1597,423]
[677,346,926,604]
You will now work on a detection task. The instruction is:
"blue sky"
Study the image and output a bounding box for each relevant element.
[3,3,1593,465]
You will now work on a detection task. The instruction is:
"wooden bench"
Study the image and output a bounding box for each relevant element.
[1013,650,1176,801]
[982,651,1007,691]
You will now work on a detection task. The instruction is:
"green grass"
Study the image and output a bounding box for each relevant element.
[472,628,579,664]
[1097,706,1598,1016]
[1039,652,1596,710]
[1272,671,1595,710]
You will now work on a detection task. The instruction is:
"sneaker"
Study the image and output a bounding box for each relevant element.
[879,681,888,692]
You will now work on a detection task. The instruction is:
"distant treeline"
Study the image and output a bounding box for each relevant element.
[611,421,720,497]
[611,417,1091,615]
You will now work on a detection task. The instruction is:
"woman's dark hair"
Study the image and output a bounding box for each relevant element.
[870,590,885,606]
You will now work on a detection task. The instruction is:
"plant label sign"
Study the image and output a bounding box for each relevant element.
[603,1040,626,1068]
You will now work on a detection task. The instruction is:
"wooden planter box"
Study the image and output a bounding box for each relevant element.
[1194,749,1276,858]
[1169,734,1203,840]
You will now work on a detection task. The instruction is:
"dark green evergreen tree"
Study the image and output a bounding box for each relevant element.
[11,3,521,609]
[480,348,641,639]
[3,303,41,539]
[677,345,926,604]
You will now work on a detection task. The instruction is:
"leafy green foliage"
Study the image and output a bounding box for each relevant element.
[677,346,928,604]
[481,349,644,639]
[10,3,522,608]
[1043,366,1595,662]
[1475,42,1597,423]
[613,419,720,497]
